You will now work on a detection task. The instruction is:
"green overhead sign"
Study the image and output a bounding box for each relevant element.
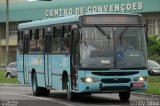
[0,0,160,22]
[45,1,143,17]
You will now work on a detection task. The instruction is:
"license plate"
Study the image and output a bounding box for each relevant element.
[133,82,144,87]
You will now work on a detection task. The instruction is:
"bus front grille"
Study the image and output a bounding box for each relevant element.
[101,78,131,83]
[92,71,139,76]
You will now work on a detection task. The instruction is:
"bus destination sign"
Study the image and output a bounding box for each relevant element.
[83,15,141,25]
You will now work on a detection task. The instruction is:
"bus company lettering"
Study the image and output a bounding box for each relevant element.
[31,57,42,65]
[37,57,40,65]
[45,2,143,17]
[62,58,68,67]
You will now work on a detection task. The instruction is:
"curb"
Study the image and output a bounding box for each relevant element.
[132,92,160,99]
[0,84,30,87]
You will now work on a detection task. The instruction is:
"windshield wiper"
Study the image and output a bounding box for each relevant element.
[96,25,111,39]
[119,26,129,45]
[119,26,129,39]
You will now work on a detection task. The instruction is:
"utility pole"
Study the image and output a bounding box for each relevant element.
[5,0,9,66]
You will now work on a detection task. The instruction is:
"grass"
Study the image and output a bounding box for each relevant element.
[148,76,160,83]
[144,83,160,95]
[0,70,20,84]
[136,76,160,95]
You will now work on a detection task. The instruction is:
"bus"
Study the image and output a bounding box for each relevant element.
[17,13,148,101]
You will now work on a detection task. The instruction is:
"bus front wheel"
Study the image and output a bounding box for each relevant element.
[119,91,130,102]
[31,73,41,96]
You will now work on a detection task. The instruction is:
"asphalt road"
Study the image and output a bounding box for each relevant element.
[0,86,159,106]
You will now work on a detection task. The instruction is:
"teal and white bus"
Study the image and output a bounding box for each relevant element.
[17,13,148,101]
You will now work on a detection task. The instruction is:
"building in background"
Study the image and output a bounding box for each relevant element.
[0,0,26,4]
[0,0,160,66]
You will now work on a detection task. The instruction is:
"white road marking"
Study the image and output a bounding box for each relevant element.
[0,93,75,106]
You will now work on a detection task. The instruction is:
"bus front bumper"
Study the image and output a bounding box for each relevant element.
[78,81,147,93]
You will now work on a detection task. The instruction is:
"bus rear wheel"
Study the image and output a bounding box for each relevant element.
[119,91,130,102]
[42,88,50,96]
[31,73,41,96]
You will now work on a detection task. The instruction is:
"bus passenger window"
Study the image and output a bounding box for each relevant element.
[61,26,70,53]
[17,31,23,53]
[29,30,36,53]
[50,27,61,53]
[37,29,44,52]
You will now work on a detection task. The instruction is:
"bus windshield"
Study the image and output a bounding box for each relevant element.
[80,26,147,68]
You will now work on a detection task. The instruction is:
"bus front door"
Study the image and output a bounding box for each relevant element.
[44,34,52,87]
[23,35,29,84]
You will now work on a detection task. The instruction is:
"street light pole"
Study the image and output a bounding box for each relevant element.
[5,0,9,66]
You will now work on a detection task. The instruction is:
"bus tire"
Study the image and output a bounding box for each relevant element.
[42,88,50,96]
[119,91,130,102]
[62,72,68,90]
[31,73,41,96]
[66,81,75,101]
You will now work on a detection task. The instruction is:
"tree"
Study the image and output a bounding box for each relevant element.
[147,35,160,63]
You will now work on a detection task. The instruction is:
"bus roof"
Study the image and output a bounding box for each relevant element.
[18,14,81,29]
[18,13,142,29]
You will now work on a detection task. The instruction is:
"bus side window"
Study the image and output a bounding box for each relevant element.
[37,29,44,53]
[23,30,30,54]
[17,30,23,53]
[44,26,53,53]
[29,30,36,53]
[51,26,61,53]
[61,25,70,53]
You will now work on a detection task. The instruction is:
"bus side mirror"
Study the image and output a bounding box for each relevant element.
[144,24,148,42]
[73,30,80,42]
[71,24,78,30]
[145,19,149,42]
[71,24,80,42]
[77,33,80,43]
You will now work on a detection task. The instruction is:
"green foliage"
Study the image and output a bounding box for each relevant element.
[147,35,160,63]
[0,70,19,84]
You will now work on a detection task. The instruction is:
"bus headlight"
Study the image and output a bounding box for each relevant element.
[133,76,147,82]
[139,76,144,81]
[80,77,100,83]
